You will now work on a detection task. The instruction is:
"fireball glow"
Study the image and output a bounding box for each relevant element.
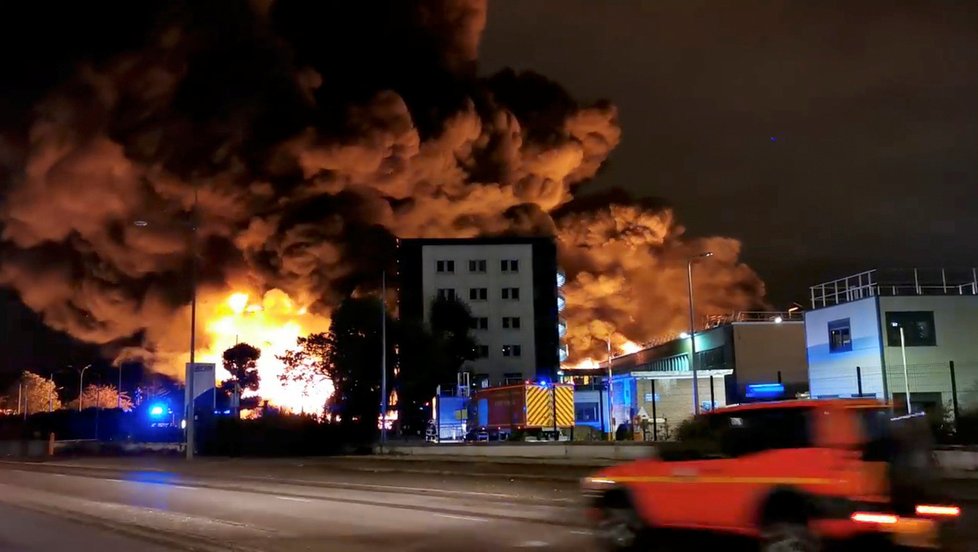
[199,290,333,416]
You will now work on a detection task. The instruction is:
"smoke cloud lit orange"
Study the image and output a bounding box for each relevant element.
[0,1,765,409]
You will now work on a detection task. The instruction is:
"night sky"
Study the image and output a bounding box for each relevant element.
[481,0,978,302]
[1,1,976,379]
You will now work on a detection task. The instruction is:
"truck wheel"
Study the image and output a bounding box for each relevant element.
[596,503,648,551]
[760,523,819,552]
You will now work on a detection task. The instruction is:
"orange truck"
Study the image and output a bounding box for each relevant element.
[582,399,959,551]
[470,382,574,440]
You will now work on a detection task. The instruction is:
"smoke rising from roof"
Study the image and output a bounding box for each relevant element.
[0,0,764,371]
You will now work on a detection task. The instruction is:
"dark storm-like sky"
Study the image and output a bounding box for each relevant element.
[480,0,978,305]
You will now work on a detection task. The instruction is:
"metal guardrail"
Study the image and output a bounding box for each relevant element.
[810,268,978,308]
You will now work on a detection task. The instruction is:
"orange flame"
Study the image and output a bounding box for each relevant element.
[199,289,333,416]
[561,339,645,370]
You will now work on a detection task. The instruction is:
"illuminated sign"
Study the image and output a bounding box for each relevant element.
[745,383,784,399]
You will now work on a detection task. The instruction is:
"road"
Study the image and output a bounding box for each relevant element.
[0,458,593,551]
[1,457,978,551]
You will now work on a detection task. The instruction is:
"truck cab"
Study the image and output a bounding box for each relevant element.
[582,399,958,551]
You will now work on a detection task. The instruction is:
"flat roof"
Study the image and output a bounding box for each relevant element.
[397,236,555,246]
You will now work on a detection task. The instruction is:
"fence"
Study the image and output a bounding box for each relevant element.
[809,360,978,419]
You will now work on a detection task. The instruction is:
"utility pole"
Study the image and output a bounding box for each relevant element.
[380,270,388,449]
[117,364,123,409]
[187,186,199,461]
[49,373,54,413]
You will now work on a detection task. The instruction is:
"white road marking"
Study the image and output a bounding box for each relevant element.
[172,484,198,490]
[569,529,593,535]
[433,513,489,523]
[516,540,550,548]
[275,495,312,503]
[105,478,124,482]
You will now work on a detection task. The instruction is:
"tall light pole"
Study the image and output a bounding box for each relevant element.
[380,270,388,449]
[135,200,198,459]
[892,322,912,414]
[687,252,713,415]
[606,334,613,441]
[187,187,199,460]
[77,364,91,412]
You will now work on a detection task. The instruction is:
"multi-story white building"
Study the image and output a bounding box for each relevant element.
[805,268,978,417]
[397,238,560,387]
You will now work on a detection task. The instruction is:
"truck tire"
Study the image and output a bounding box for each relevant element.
[760,522,819,552]
[596,495,650,551]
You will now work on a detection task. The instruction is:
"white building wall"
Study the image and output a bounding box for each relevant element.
[878,296,978,411]
[805,298,885,398]
[420,244,537,385]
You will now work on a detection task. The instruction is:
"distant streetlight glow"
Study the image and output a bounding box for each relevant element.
[679,332,690,339]
[134,220,148,227]
[774,316,784,324]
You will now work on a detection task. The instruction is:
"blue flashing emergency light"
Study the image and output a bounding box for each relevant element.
[745,383,784,399]
[149,404,165,417]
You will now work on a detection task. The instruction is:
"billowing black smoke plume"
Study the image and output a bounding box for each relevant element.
[0,0,764,373]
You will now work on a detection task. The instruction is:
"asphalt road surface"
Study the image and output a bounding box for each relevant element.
[0,458,592,551]
[1,457,977,551]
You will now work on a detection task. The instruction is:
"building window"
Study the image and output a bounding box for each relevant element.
[437,288,456,301]
[503,373,523,385]
[469,287,488,301]
[469,317,488,330]
[473,374,490,389]
[501,287,520,300]
[501,259,519,273]
[828,318,852,353]
[502,344,522,357]
[468,259,487,273]
[575,403,599,422]
[475,345,489,358]
[502,316,521,329]
[436,260,455,273]
[885,311,937,347]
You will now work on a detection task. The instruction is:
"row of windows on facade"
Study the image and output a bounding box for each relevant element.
[472,344,523,358]
[468,373,525,387]
[437,287,520,301]
[469,317,521,330]
[435,259,520,274]
[828,311,937,353]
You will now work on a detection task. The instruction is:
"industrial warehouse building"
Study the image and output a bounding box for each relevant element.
[397,237,561,388]
[578,311,807,436]
[805,268,978,416]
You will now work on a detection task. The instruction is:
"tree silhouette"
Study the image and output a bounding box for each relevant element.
[280,297,393,433]
[397,296,478,433]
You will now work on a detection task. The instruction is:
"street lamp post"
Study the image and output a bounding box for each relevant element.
[606,335,613,441]
[135,201,198,459]
[380,270,388,449]
[117,364,123,409]
[687,252,713,415]
[77,364,91,412]
[892,322,912,414]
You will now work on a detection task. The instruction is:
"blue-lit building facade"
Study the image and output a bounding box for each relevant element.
[805,268,978,416]
[586,312,808,435]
